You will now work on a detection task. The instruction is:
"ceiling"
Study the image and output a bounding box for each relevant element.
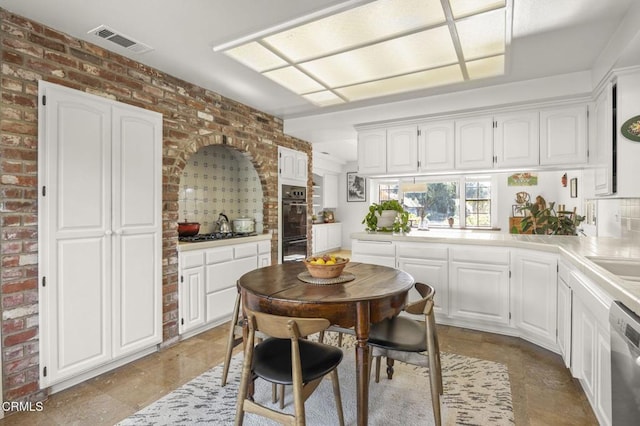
[0,0,637,163]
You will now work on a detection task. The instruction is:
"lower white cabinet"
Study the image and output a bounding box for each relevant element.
[449,247,510,326]
[396,243,449,315]
[351,239,396,268]
[179,239,271,335]
[570,270,612,426]
[312,223,342,254]
[510,250,558,350]
[557,261,572,368]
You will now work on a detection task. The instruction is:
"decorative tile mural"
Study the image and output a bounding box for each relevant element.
[179,145,263,233]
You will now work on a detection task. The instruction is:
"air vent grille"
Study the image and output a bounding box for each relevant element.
[88,25,153,54]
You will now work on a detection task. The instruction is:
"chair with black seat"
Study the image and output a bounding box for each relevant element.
[235,309,345,426]
[368,282,443,426]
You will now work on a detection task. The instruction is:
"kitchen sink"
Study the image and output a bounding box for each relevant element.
[586,256,640,282]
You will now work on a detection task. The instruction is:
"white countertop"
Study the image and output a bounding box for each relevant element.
[177,232,272,252]
[352,230,640,316]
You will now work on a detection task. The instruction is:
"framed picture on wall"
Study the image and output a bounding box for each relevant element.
[570,178,578,198]
[347,172,366,202]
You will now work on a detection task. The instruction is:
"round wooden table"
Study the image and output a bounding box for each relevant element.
[238,261,414,426]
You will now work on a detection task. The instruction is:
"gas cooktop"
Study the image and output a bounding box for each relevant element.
[179,232,257,242]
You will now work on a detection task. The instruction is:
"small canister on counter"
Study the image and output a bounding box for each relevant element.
[233,217,255,234]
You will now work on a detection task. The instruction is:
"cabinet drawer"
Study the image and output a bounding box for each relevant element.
[258,240,270,254]
[353,240,395,256]
[206,247,234,264]
[234,243,258,259]
[450,246,509,265]
[397,243,447,260]
[206,286,238,324]
[180,251,204,269]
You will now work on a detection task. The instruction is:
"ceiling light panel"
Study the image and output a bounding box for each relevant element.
[337,64,464,101]
[263,67,325,94]
[300,26,458,87]
[225,42,288,72]
[263,0,446,63]
[303,91,345,107]
[449,0,506,18]
[466,55,504,79]
[456,9,506,60]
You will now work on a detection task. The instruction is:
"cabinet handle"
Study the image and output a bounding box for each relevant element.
[358,240,392,244]
[105,230,113,236]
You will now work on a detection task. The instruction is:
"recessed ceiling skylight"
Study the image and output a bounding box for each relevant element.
[215,0,510,107]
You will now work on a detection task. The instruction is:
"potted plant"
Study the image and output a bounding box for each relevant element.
[516,201,585,235]
[362,200,410,233]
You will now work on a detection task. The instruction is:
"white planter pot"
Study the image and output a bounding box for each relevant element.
[376,210,397,229]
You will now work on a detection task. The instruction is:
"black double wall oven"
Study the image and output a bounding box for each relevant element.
[281,184,307,262]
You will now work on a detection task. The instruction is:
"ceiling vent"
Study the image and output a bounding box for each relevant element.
[88,25,153,54]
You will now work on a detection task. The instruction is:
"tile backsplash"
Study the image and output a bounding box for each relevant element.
[179,145,263,233]
[621,198,640,240]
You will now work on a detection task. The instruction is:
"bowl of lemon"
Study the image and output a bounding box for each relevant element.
[303,254,350,279]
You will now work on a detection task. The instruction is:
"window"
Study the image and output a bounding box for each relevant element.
[465,179,491,227]
[372,176,492,229]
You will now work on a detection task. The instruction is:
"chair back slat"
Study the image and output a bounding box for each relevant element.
[248,309,330,339]
[404,283,435,315]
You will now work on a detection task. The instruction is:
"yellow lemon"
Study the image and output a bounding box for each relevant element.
[326,260,336,265]
[315,258,325,265]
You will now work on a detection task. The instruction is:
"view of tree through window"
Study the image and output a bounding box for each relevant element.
[378,183,398,201]
[465,180,491,227]
[403,182,458,227]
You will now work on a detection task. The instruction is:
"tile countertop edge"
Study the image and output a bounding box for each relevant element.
[351,231,640,317]
[177,232,272,252]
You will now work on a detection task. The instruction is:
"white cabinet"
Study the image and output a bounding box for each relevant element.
[591,81,616,195]
[38,82,163,387]
[455,115,494,169]
[396,243,449,315]
[312,223,342,254]
[449,247,510,326]
[357,129,387,174]
[557,261,572,368]
[494,111,539,167]
[179,239,270,336]
[540,104,588,165]
[510,250,557,350]
[387,125,418,173]
[351,239,396,268]
[279,146,307,183]
[570,270,613,426]
[179,252,206,333]
[322,173,338,209]
[418,120,455,171]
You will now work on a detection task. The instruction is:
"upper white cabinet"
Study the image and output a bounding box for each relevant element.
[38,81,163,387]
[455,115,494,169]
[418,120,455,171]
[540,104,588,165]
[387,125,418,173]
[322,173,339,209]
[279,146,308,184]
[494,111,540,167]
[357,129,387,174]
[591,81,615,196]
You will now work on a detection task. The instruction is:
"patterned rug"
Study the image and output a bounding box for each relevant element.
[118,342,514,425]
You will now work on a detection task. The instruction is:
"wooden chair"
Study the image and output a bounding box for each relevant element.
[235,309,345,426]
[368,282,443,426]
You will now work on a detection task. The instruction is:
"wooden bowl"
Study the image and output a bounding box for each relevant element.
[303,256,349,279]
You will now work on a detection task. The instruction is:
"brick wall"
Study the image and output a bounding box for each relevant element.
[0,8,312,403]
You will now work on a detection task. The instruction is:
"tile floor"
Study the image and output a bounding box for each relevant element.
[0,322,597,425]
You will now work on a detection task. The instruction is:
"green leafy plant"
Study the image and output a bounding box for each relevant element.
[362,200,410,233]
[516,202,585,235]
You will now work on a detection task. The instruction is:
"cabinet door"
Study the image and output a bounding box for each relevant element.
[39,83,113,386]
[258,253,271,268]
[294,151,308,182]
[572,295,597,404]
[398,258,449,315]
[596,324,612,426]
[455,116,494,169]
[540,104,587,165]
[179,266,206,333]
[592,83,615,195]
[323,173,338,208]
[494,111,539,167]
[279,146,296,180]
[557,277,572,368]
[386,125,418,173]
[313,225,328,254]
[511,250,557,349]
[327,223,342,250]
[357,129,387,174]
[449,262,510,325]
[418,120,455,171]
[112,105,163,357]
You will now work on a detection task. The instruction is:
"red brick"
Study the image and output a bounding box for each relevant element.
[2,318,24,335]
[5,379,38,400]
[4,328,37,347]
[3,293,25,309]
[3,278,37,293]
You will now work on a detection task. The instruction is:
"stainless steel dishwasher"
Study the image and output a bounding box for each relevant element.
[610,301,640,425]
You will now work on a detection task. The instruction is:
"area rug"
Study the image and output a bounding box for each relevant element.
[118,346,514,425]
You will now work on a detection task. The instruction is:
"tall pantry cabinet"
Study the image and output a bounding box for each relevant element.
[38,82,163,388]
